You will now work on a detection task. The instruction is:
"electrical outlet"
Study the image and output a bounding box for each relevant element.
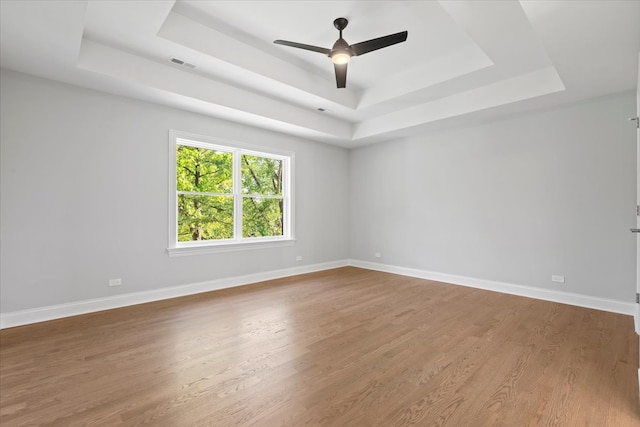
[295,255,302,261]
[374,252,381,258]
[551,275,565,284]
[108,278,122,287]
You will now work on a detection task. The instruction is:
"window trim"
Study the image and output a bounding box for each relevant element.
[167,130,295,257]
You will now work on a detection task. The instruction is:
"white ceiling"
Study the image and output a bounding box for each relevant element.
[1,1,639,148]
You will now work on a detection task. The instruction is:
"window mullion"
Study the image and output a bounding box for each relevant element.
[283,157,289,238]
[177,190,232,197]
[233,151,242,241]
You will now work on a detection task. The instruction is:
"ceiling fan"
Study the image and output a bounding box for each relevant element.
[274,17,408,89]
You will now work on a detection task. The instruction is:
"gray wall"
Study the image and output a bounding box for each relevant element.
[350,91,637,302]
[1,69,637,314]
[0,70,350,312]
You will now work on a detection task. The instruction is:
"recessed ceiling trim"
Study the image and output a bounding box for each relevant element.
[354,66,565,140]
[158,11,359,110]
[438,0,553,75]
[78,39,353,141]
[357,44,494,110]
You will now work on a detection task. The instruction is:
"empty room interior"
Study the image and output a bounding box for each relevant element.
[1,1,640,425]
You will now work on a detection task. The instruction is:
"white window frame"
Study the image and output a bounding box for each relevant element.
[167,130,295,257]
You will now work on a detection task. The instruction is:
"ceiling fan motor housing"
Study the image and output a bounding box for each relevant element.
[331,38,353,56]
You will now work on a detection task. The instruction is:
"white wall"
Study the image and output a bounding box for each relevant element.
[350,91,637,302]
[0,70,350,313]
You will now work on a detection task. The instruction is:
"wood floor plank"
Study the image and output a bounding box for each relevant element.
[1,267,638,426]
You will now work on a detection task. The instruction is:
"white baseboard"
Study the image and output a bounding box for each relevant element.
[0,260,349,329]
[2,259,635,329]
[349,259,636,317]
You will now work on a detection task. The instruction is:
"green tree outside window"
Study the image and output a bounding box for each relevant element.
[175,143,288,243]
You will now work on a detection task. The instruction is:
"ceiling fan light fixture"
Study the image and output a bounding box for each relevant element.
[273,17,408,88]
[331,51,351,65]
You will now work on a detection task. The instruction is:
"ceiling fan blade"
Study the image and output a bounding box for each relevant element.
[334,63,347,88]
[350,31,408,56]
[273,40,331,55]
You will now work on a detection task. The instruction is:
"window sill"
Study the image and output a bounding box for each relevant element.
[167,238,296,257]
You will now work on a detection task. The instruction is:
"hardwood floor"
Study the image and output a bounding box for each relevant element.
[1,267,638,426]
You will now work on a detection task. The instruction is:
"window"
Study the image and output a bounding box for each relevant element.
[168,130,293,256]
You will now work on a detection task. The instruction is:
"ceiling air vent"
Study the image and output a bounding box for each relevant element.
[170,58,195,69]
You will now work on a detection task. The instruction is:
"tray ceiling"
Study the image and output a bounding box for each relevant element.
[1,1,639,147]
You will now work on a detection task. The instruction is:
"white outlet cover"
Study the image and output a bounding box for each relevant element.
[108,278,122,286]
[551,275,565,283]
